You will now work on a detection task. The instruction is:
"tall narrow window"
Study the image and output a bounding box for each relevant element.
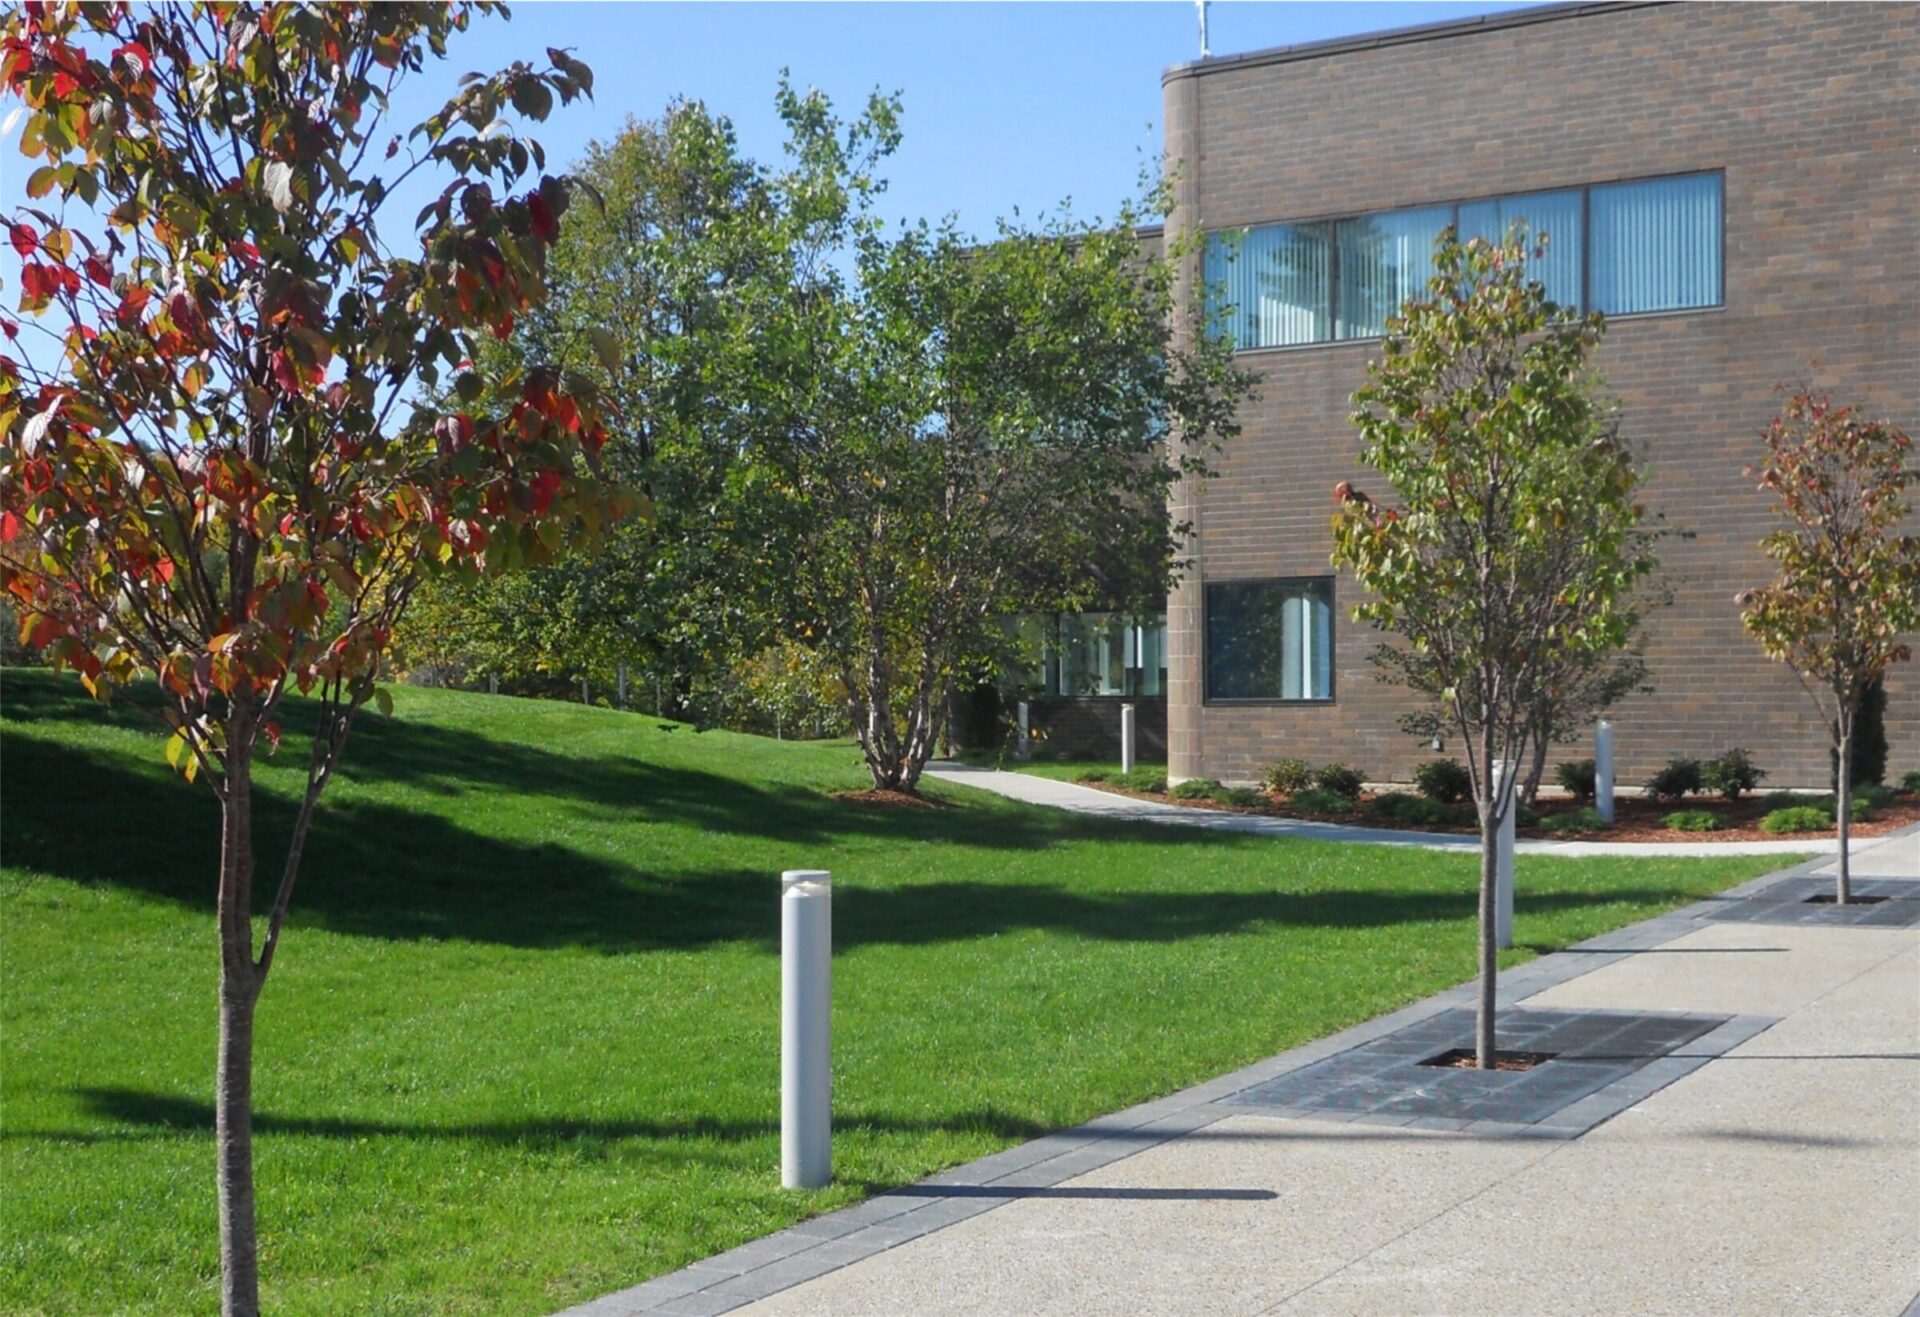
[1588,173,1722,314]
[1205,223,1332,349]
[1335,206,1452,339]
[1457,188,1584,311]
[1205,579,1334,701]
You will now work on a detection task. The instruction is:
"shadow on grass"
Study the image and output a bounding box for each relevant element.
[37,1088,1052,1149]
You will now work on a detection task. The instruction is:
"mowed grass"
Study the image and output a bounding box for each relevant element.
[1,669,1800,1315]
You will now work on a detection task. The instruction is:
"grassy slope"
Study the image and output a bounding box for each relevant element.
[0,671,1799,1315]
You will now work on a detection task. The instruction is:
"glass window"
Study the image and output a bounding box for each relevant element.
[1204,223,1332,349]
[1057,612,1126,696]
[1588,173,1722,315]
[1205,580,1333,702]
[1335,206,1453,339]
[1457,188,1584,311]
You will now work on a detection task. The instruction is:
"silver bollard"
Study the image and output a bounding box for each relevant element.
[1016,701,1031,762]
[1595,720,1615,824]
[1120,703,1136,776]
[781,870,832,1189]
[1492,760,1516,950]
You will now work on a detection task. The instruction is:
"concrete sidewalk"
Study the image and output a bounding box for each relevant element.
[564,831,1919,1317]
[925,761,1888,858]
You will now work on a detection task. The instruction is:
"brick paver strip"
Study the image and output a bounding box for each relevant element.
[554,833,1917,1317]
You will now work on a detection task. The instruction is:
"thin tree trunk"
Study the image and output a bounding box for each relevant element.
[1835,722,1852,905]
[1475,732,1498,1070]
[216,755,263,1317]
[1521,731,1550,808]
[217,973,261,1317]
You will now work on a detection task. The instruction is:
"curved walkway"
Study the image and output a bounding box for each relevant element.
[924,762,1863,857]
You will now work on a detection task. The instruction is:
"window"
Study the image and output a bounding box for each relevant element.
[1457,188,1583,310]
[1204,172,1722,349]
[1013,613,1167,697]
[1205,579,1333,702]
[1589,173,1722,314]
[1204,223,1330,349]
[1336,206,1452,338]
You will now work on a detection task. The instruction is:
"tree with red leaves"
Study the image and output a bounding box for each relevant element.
[0,6,627,1312]
[1740,388,1919,904]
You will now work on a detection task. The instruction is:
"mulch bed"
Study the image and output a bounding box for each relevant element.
[1074,779,1920,843]
[832,788,947,809]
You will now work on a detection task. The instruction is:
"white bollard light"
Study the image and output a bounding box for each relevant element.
[1016,701,1031,762]
[617,662,629,710]
[1594,720,1616,824]
[1120,703,1137,775]
[1492,760,1517,950]
[781,870,832,1190]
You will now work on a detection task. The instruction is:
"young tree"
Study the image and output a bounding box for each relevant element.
[1332,228,1657,1069]
[0,8,623,1312]
[1739,389,1919,903]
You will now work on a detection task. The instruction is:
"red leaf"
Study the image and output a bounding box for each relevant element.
[0,510,21,542]
[8,222,37,258]
[83,254,112,288]
[527,193,558,243]
[529,468,562,514]
[153,557,175,584]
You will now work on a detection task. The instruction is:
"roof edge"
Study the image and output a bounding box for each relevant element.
[1163,2,1663,85]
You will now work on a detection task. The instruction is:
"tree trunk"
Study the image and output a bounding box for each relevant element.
[216,758,263,1317]
[1835,723,1852,905]
[1521,732,1550,808]
[217,972,262,1317]
[1476,804,1499,1070]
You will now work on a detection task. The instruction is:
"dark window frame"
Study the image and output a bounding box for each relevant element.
[1204,168,1726,353]
[1201,575,1339,706]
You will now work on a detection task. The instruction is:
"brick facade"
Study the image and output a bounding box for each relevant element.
[1162,1,1920,788]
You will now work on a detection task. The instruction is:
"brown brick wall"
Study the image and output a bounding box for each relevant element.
[1163,1,1920,788]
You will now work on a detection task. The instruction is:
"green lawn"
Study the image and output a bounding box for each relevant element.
[1,670,1800,1315]
[950,749,1144,781]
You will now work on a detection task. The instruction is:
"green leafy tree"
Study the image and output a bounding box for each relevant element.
[1739,389,1919,903]
[1332,227,1657,1069]
[0,7,621,1311]
[721,85,1250,790]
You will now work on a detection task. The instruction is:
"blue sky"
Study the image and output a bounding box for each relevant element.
[3,1,1540,356]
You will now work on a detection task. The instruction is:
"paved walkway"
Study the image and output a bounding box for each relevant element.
[565,830,1920,1317]
[925,762,1883,857]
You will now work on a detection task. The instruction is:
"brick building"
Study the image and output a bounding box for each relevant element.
[1161,0,1919,788]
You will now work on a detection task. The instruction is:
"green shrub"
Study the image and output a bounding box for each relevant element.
[1702,748,1766,801]
[1120,767,1167,794]
[1395,796,1453,826]
[1288,787,1353,815]
[1854,783,1898,813]
[1760,805,1829,835]
[1412,759,1471,804]
[1260,757,1312,796]
[1902,770,1920,793]
[1213,785,1264,809]
[1643,757,1703,803]
[1312,763,1366,801]
[1366,791,1419,818]
[1539,807,1606,834]
[1555,758,1597,803]
[1169,777,1219,801]
[1759,791,1804,812]
[1075,769,1109,784]
[1662,808,1724,832]
[1514,805,1540,829]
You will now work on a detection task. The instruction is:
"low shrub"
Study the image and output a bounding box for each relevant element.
[1555,758,1597,804]
[1902,769,1920,793]
[1288,787,1354,815]
[1759,791,1804,811]
[1703,748,1766,801]
[1169,777,1220,801]
[1854,783,1898,813]
[1075,769,1109,783]
[1366,791,1419,818]
[1120,767,1167,794]
[1539,807,1607,834]
[1213,785,1265,809]
[1413,759,1472,804]
[1643,757,1704,803]
[1760,805,1829,835]
[1515,805,1540,830]
[1312,763,1366,801]
[1261,757,1312,797]
[1662,808,1724,832]
[1396,797,1454,826]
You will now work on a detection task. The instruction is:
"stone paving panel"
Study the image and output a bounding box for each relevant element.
[1224,1008,1731,1133]
[1697,876,1920,928]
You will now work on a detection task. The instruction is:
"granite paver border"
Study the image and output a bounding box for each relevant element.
[555,834,1916,1317]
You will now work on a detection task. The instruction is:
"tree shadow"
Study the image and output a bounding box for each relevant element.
[38,1088,1053,1149]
